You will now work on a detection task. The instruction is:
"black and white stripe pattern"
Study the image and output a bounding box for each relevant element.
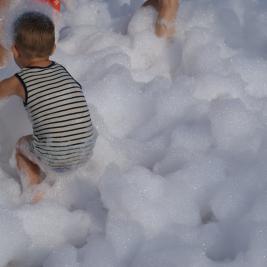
[16,62,96,169]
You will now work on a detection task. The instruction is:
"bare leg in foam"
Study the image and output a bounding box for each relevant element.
[16,151,42,186]
[15,136,45,203]
[143,0,180,38]
[16,154,45,203]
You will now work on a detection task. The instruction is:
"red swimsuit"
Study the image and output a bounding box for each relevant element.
[37,0,61,12]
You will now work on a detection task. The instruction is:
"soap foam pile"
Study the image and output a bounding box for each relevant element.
[1,0,267,266]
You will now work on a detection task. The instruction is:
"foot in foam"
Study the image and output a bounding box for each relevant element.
[32,191,45,204]
[143,0,179,38]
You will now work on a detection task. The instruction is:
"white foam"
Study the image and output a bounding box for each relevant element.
[0,208,29,267]
[43,245,79,267]
[209,98,262,154]
[16,202,91,265]
[1,0,267,266]
[79,234,117,267]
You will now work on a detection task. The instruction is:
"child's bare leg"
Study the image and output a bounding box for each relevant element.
[143,0,180,38]
[16,142,45,203]
[16,136,43,187]
[158,0,179,38]
[16,151,42,186]
[143,0,159,11]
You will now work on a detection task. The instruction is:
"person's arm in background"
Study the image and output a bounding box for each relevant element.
[0,37,7,67]
[143,0,179,38]
[0,0,9,67]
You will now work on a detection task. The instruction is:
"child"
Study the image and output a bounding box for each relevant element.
[0,11,97,191]
[0,0,62,67]
[143,0,180,38]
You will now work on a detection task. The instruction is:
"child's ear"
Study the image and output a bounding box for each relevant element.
[11,45,19,58]
[51,44,56,55]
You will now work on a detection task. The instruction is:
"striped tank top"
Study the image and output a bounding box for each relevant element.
[16,61,97,169]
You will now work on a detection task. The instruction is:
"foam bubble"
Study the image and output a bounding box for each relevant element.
[100,165,200,236]
[16,202,91,265]
[79,234,117,267]
[0,208,29,267]
[43,245,79,267]
[131,234,210,267]
[106,215,144,263]
[209,98,262,154]
[1,0,267,266]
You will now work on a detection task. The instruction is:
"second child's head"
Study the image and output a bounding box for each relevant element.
[12,11,55,67]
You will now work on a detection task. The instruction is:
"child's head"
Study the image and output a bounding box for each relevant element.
[12,11,55,66]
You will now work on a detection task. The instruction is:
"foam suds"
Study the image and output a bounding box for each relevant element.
[0,0,267,266]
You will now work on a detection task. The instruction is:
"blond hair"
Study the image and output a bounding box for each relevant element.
[13,11,55,58]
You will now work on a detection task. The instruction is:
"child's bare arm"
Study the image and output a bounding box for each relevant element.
[0,76,25,100]
[0,44,7,66]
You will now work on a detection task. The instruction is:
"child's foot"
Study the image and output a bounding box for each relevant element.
[156,0,179,38]
[21,182,49,204]
[143,0,179,38]
[155,18,176,38]
[32,191,45,204]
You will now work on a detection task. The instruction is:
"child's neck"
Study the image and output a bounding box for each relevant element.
[26,57,52,68]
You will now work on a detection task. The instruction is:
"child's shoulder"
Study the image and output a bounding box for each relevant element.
[0,75,25,100]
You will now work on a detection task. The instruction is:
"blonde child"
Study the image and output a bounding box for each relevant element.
[0,0,62,67]
[0,0,180,67]
[0,11,96,193]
